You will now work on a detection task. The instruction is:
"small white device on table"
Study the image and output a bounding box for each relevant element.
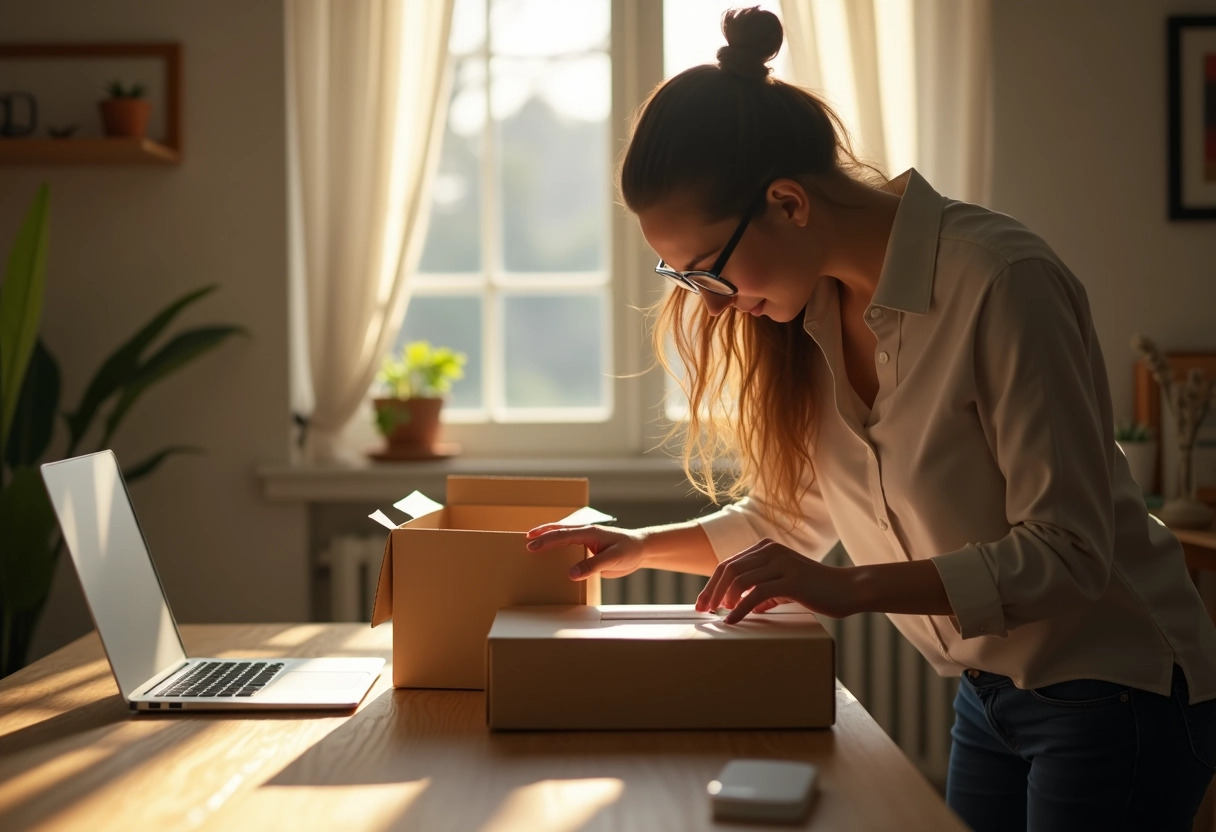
[708,759,819,824]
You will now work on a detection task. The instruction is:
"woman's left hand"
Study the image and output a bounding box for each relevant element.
[696,538,855,624]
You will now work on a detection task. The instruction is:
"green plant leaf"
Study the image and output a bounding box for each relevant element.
[124,446,200,484]
[99,325,246,447]
[0,466,59,614]
[377,340,467,398]
[4,338,60,469]
[65,285,218,455]
[0,185,50,456]
[374,401,411,436]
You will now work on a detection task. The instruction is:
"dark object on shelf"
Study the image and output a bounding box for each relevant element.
[47,124,77,139]
[0,91,37,137]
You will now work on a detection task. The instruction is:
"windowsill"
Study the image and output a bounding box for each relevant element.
[257,455,713,503]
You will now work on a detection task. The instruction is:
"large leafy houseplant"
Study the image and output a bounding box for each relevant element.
[0,185,246,677]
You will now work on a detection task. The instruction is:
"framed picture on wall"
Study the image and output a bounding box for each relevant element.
[1167,15,1216,220]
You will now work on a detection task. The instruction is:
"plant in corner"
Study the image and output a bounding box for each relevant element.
[99,80,151,139]
[372,340,466,459]
[0,184,246,677]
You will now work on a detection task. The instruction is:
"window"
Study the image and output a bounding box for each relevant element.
[371,0,786,457]
[400,0,613,423]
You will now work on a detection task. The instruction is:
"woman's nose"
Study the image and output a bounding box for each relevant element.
[700,291,733,316]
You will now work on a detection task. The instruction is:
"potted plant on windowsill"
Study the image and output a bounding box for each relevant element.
[370,340,466,461]
[99,81,151,139]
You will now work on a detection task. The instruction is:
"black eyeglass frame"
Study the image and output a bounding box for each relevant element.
[653,181,773,296]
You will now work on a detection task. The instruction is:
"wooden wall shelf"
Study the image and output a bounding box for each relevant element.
[0,42,182,166]
[0,137,178,164]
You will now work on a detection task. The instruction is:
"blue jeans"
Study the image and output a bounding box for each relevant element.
[945,665,1216,832]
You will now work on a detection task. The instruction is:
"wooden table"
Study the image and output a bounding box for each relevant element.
[1173,523,1216,832]
[0,623,966,832]
[1175,524,1216,585]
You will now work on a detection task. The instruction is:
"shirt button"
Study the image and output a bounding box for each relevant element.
[878,519,889,531]
[868,308,883,319]
[877,351,890,364]
[808,321,819,330]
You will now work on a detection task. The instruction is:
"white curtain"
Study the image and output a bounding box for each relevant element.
[780,0,992,205]
[286,0,455,461]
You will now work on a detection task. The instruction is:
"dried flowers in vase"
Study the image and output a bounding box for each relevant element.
[1131,335,1215,528]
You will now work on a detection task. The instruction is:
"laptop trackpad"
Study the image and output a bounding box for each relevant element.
[258,670,374,703]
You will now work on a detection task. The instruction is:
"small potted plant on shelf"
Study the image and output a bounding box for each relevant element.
[99,81,151,139]
[371,340,466,461]
[1114,420,1155,497]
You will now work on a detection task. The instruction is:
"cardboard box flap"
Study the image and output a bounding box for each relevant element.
[447,475,588,509]
[370,536,394,627]
[557,506,615,526]
[369,497,447,628]
[393,491,444,519]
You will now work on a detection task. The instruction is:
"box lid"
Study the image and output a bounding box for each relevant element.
[489,605,830,641]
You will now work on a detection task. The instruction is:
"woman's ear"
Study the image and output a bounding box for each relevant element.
[767,178,811,227]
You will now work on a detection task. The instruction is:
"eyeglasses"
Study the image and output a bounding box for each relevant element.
[654,208,752,297]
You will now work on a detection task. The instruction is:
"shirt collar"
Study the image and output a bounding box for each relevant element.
[870,168,943,316]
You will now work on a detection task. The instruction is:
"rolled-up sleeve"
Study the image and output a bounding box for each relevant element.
[697,475,839,564]
[931,258,1115,639]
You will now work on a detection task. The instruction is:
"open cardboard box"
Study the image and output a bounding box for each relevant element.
[370,476,609,689]
[487,605,836,730]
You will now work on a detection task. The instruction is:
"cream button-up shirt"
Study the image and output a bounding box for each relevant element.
[697,169,1216,703]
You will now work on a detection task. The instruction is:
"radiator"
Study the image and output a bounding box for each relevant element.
[318,536,956,788]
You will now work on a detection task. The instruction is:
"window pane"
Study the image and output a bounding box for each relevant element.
[663,0,788,79]
[489,0,608,58]
[503,294,604,408]
[492,0,609,274]
[450,0,486,57]
[396,296,484,409]
[418,56,484,274]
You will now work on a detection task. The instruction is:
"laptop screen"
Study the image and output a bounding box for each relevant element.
[41,450,187,698]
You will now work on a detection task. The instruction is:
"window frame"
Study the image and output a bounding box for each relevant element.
[344,0,669,458]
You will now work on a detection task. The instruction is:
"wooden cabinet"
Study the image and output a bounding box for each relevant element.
[0,42,181,165]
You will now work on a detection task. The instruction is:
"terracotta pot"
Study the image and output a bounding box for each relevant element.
[99,98,151,138]
[374,397,444,452]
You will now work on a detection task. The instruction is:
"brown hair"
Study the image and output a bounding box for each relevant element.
[620,6,880,525]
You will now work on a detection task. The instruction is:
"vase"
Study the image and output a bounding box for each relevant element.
[1116,440,1155,496]
[1157,442,1215,529]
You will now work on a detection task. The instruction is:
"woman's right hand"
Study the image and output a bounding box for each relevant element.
[524,524,648,580]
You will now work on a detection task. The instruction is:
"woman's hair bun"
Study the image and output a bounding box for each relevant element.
[716,6,783,81]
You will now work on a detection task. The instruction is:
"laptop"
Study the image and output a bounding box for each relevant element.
[40,450,384,711]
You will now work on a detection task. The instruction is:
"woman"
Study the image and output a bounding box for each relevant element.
[525,7,1216,831]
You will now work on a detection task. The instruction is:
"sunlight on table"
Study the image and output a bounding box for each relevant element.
[480,778,625,832]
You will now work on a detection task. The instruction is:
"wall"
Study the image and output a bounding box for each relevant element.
[989,0,1216,417]
[3,1,1214,661]
[0,0,307,660]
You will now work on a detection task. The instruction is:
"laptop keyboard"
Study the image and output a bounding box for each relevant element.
[156,661,286,698]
